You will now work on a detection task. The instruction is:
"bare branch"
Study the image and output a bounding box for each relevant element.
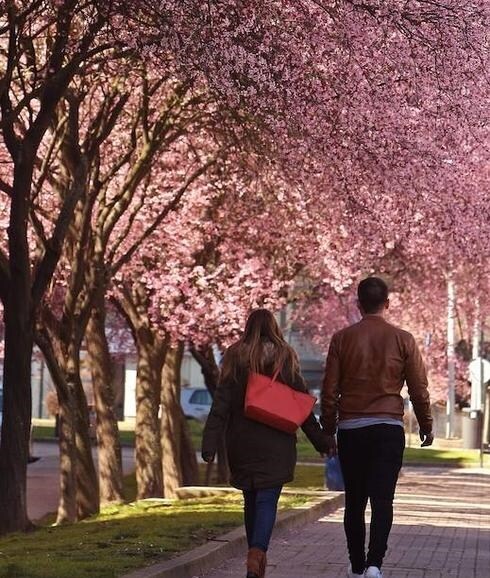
[0,178,13,196]
[0,6,21,157]
[31,91,89,307]
[32,112,69,202]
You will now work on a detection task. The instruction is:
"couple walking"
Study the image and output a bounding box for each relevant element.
[202,277,433,578]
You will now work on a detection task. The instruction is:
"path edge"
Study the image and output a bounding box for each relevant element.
[120,491,344,578]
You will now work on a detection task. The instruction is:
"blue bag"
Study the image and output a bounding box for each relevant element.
[325,455,344,491]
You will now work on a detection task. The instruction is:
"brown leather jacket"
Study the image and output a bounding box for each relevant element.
[321,315,433,435]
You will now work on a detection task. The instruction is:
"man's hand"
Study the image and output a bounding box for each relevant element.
[419,431,434,447]
[202,451,215,463]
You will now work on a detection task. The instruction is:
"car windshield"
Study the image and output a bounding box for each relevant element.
[189,389,212,405]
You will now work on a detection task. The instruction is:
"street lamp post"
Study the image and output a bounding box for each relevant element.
[446,274,456,439]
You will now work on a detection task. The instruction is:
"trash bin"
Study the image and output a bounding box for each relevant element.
[461,408,483,449]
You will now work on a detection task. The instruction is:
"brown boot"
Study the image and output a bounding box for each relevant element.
[246,547,266,577]
[261,551,267,577]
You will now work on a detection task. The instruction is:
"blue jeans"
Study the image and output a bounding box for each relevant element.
[243,486,282,552]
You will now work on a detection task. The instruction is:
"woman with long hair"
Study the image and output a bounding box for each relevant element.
[202,309,329,578]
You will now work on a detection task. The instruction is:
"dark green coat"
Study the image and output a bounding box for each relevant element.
[201,345,328,490]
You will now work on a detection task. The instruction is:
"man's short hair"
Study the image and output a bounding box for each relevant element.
[357,277,389,314]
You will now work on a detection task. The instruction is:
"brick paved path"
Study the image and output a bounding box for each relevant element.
[200,468,490,578]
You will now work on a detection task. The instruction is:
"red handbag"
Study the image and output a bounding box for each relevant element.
[244,370,316,434]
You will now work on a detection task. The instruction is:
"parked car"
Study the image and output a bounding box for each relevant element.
[181,387,212,421]
[310,388,321,418]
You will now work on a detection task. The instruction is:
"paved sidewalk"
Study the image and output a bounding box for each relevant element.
[200,467,490,578]
[27,441,135,520]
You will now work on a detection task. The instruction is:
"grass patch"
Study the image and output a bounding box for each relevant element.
[32,425,56,441]
[404,447,490,467]
[0,491,311,578]
[189,422,490,468]
[34,420,490,468]
[288,464,325,489]
[32,425,136,446]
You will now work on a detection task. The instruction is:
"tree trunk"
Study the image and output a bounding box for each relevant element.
[161,344,198,496]
[114,286,166,499]
[35,326,78,524]
[0,145,39,534]
[87,299,124,504]
[73,363,99,519]
[190,344,220,395]
[56,396,78,524]
[134,334,165,498]
[180,413,199,486]
[0,306,33,534]
[190,344,229,483]
[35,324,99,522]
[161,345,184,497]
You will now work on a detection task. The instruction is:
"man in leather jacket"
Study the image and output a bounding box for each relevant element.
[321,277,433,578]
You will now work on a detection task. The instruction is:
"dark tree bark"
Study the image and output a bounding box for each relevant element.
[86,294,124,504]
[179,412,200,486]
[161,344,184,497]
[56,399,78,523]
[190,344,229,484]
[161,343,198,497]
[0,298,34,533]
[134,331,165,498]
[36,316,99,523]
[72,363,99,519]
[0,3,106,532]
[190,344,220,395]
[35,326,77,523]
[114,285,166,498]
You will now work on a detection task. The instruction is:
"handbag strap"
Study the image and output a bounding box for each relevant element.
[270,368,281,383]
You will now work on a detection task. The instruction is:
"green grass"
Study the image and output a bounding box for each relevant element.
[34,421,490,468]
[0,491,311,578]
[404,446,490,467]
[32,425,136,446]
[22,420,490,578]
[189,422,490,467]
[288,464,325,489]
[32,425,56,440]
[189,418,205,448]
[294,442,490,467]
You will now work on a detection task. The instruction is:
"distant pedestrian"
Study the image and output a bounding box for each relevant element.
[321,277,433,578]
[202,309,329,578]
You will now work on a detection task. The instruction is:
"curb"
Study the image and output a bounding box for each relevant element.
[120,490,344,578]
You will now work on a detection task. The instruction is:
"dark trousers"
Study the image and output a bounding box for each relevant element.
[243,486,282,552]
[338,424,405,573]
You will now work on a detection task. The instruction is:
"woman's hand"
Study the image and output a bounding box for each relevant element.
[319,434,337,458]
[325,434,337,457]
[202,451,216,463]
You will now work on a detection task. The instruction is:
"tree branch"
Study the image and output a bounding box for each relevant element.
[0,178,13,197]
[111,157,217,274]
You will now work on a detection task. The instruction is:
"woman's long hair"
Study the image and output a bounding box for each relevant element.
[221,309,299,383]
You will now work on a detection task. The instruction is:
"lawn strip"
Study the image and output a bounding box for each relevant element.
[0,490,312,578]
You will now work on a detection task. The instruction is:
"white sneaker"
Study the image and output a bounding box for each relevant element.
[347,565,364,578]
[365,567,383,578]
